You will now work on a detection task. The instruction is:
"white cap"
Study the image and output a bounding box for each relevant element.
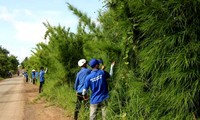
[78,59,86,67]
[32,69,35,71]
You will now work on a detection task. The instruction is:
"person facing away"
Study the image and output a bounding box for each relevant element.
[24,71,29,82]
[82,58,115,120]
[31,69,36,84]
[17,70,20,76]
[8,71,12,78]
[35,70,39,82]
[39,67,47,93]
[74,59,91,120]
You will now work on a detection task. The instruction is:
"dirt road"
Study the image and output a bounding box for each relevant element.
[0,76,24,120]
[24,79,73,120]
[0,76,73,120]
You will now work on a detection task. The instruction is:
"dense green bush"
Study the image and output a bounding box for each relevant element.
[0,46,19,78]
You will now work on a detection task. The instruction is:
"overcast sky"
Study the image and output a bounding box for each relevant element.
[0,0,103,63]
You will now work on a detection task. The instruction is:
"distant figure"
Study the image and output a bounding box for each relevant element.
[8,71,12,78]
[24,72,29,82]
[17,70,20,76]
[31,69,36,84]
[39,67,47,93]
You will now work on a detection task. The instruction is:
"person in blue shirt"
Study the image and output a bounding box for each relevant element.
[31,69,36,84]
[35,69,39,83]
[24,71,29,82]
[39,67,47,93]
[82,58,115,120]
[74,59,91,120]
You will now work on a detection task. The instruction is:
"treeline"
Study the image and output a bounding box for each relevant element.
[0,46,19,78]
[22,0,200,119]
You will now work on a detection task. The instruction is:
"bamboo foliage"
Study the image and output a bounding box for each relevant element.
[22,0,200,119]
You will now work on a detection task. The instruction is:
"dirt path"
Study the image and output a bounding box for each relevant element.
[0,76,73,120]
[0,76,24,120]
[24,80,73,120]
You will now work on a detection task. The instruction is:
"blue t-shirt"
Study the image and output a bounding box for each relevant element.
[24,72,28,78]
[74,68,91,93]
[40,70,45,82]
[35,71,39,79]
[84,69,109,104]
[32,72,35,79]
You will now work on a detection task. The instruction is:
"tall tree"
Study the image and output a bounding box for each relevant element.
[0,46,19,78]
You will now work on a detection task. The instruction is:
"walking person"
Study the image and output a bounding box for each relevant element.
[74,59,91,120]
[39,67,47,93]
[82,58,115,120]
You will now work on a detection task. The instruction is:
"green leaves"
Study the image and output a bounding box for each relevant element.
[0,46,19,78]
[22,0,200,119]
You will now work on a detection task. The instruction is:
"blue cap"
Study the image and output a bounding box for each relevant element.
[89,59,99,68]
[98,59,103,64]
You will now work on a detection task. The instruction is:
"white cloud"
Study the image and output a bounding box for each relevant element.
[0,6,79,63]
[0,6,77,43]
[0,6,47,43]
[0,6,13,22]
[13,48,32,63]
[13,9,32,16]
[42,10,62,16]
[14,21,47,43]
[0,43,31,63]
[0,6,32,22]
[0,6,46,62]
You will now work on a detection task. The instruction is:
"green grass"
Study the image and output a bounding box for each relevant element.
[39,77,94,119]
[0,77,4,81]
[40,79,76,117]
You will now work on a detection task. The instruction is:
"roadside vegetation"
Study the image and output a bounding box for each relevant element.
[0,46,19,78]
[22,0,200,119]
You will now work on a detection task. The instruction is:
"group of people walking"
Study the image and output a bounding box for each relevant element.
[74,58,115,120]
